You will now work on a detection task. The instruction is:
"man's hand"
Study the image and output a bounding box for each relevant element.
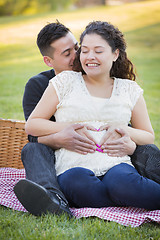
[39,124,97,154]
[99,127,136,157]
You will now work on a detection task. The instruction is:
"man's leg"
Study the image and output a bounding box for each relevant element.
[14,142,72,216]
[131,144,160,184]
[21,142,65,197]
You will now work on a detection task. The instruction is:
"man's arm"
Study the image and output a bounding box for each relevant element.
[23,70,55,142]
[23,70,55,120]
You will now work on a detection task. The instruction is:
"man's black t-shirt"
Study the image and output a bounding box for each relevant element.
[23,69,55,141]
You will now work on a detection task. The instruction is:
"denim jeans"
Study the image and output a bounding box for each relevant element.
[21,142,66,200]
[58,163,160,210]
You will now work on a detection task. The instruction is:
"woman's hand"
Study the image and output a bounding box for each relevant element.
[99,125,136,157]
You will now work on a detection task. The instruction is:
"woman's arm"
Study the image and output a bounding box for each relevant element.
[124,94,154,145]
[25,84,70,136]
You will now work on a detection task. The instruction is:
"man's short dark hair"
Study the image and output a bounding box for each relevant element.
[37,21,70,57]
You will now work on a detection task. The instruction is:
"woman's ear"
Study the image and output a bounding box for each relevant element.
[113,49,119,62]
[43,56,53,67]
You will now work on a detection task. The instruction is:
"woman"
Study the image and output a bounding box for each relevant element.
[26,21,160,210]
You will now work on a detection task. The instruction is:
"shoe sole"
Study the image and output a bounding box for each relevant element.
[14,179,63,216]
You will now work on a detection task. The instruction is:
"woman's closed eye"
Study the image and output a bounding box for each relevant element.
[81,50,103,54]
[81,51,88,54]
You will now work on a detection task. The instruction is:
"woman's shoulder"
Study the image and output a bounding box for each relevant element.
[50,71,82,98]
[115,78,142,90]
[115,78,143,103]
[116,77,137,84]
[50,70,81,87]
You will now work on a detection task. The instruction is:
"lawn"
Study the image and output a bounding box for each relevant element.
[0,0,160,238]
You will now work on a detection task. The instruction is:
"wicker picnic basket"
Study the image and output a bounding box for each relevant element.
[0,118,28,169]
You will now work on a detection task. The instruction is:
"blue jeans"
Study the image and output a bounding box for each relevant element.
[58,163,160,210]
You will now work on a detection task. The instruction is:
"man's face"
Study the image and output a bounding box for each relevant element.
[48,32,78,75]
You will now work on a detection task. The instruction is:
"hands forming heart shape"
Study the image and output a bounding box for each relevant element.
[75,123,136,157]
[83,125,123,153]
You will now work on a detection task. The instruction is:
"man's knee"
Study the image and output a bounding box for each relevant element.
[21,142,55,165]
[22,142,38,154]
[133,144,159,155]
[22,142,54,155]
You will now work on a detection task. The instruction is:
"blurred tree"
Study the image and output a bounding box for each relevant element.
[51,0,75,10]
[75,0,106,7]
[0,0,29,15]
[0,0,76,16]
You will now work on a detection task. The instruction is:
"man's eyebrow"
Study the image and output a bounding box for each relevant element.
[61,42,78,55]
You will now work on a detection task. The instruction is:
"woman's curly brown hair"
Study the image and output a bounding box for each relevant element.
[73,21,136,81]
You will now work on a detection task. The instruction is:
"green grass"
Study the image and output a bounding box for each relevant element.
[1,206,160,240]
[0,1,160,238]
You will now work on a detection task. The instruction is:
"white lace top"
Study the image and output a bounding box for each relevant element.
[50,71,143,176]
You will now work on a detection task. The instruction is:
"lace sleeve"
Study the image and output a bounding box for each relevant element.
[49,71,75,102]
[129,81,144,110]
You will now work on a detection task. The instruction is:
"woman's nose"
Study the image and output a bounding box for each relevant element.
[87,51,95,59]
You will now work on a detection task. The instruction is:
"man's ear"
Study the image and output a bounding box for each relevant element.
[43,56,53,67]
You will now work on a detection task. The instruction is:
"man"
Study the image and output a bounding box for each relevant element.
[14,21,160,217]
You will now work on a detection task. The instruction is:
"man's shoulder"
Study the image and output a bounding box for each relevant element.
[27,69,55,86]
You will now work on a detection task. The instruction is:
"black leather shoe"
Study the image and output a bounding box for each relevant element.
[14,179,72,217]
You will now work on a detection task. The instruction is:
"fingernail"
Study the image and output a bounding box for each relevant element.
[82,152,87,155]
[96,148,101,152]
[96,148,103,153]
[96,144,101,148]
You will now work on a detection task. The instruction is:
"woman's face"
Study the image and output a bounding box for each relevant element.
[80,33,119,78]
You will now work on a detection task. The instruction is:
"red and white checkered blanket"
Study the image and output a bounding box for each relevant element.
[1,167,160,227]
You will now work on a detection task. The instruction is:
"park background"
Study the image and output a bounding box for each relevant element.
[0,0,160,238]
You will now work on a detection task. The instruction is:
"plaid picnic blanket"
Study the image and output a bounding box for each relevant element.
[1,167,160,227]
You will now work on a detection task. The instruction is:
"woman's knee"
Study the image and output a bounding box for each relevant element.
[104,163,137,194]
[58,167,94,195]
[58,167,93,186]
